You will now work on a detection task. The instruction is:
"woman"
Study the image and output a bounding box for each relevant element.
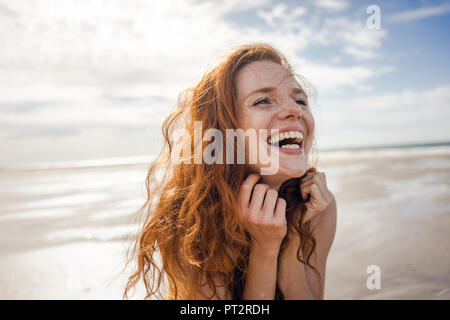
[124,43,337,300]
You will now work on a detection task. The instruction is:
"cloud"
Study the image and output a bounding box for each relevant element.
[0,0,388,93]
[257,3,306,26]
[317,17,387,60]
[256,7,387,61]
[316,84,450,148]
[0,0,393,164]
[314,0,349,11]
[389,3,450,22]
[343,46,379,60]
[292,57,394,93]
[322,17,386,48]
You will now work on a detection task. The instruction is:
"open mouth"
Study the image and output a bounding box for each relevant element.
[267,130,304,150]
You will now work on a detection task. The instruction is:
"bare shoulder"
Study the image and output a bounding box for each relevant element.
[303,192,337,298]
[313,191,337,248]
[308,191,337,269]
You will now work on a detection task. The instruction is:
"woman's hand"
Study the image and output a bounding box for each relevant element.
[237,173,287,254]
[284,167,334,243]
[299,167,334,224]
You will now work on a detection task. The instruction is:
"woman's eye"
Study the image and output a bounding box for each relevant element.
[296,99,307,106]
[253,98,270,105]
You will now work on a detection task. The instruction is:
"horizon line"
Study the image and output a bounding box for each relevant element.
[1,139,449,170]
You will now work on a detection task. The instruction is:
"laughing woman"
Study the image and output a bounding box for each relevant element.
[124,43,337,300]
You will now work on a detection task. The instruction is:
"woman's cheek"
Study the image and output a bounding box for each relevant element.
[307,111,315,132]
[305,113,315,153]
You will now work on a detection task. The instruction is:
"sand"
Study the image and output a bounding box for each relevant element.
[0,149,449,299]
[318,152,450,299]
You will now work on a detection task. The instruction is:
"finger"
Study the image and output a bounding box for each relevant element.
[317,172,331,201]
[262,188,278,217]
[319,171,327,186]
[249,183,269,211]
[299,173,315,184]
[273,197,287,220]
[300,179,316,201]
[238,173,260,209]
[311,172,331,202]
[301,174,328,201]
[314,171,326,189]
[301,186,322,223]
[300,183,310,202]
[299,169,317,183]
[301,183,325,205]
[301,181,327,204]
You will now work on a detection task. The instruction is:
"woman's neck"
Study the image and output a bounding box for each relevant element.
[259,175,283,191]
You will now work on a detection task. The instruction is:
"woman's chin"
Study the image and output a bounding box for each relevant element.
[271,168,307,184]
[279,165,307,178]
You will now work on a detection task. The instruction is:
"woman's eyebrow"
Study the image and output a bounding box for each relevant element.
[243,86,306,102]
[291,87,307,96]
[242,87,275,102]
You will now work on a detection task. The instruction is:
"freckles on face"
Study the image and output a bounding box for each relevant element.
[233,60,315,179]
[234,60,315,142]
[237,100,273,132]
[234,61,292,129]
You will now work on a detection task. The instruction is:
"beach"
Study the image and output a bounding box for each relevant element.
[320,148,450,299]
[0,146,449,299]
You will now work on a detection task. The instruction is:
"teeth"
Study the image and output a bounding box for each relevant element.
[281,144,300,149]
[268,130,304,144]
[269,135,278,144]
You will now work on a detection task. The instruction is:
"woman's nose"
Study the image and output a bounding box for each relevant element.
[278,100,302,120]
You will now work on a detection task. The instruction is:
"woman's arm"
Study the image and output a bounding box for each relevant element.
[175,243,280,300]
[236,173,288,300]
[277,193,337,299]
[176,245,280,300]
[241,244,280,300]
[277,233,310,299]
[277,168,336,299]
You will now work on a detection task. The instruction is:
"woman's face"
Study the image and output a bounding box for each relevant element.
[234,60,315,190]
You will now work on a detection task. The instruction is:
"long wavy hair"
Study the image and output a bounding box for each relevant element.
[123,43,320,300]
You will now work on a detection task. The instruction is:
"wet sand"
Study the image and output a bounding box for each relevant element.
[318,151,450,299]
[0,149,449,299]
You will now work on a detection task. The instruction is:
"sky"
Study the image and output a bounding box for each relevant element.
[0,0,449,165]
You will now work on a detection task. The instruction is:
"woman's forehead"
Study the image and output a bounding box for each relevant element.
[235,61,302,99]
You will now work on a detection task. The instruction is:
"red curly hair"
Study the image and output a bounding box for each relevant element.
[123,43,320,300]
